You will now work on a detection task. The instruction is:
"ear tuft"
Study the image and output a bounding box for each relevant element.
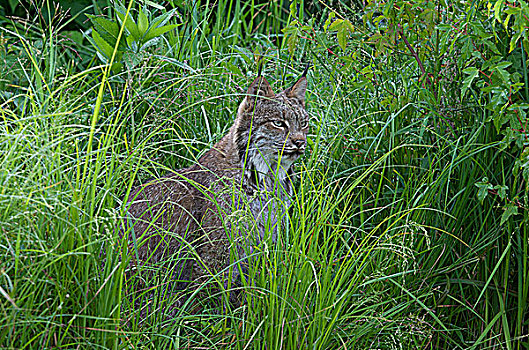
[301,62,310,78]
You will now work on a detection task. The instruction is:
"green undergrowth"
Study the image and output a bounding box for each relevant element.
[1,0,528,349]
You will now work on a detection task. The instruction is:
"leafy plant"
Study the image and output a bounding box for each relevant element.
[86,1,179,72]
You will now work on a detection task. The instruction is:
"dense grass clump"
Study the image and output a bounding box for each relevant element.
[1,0,528,348]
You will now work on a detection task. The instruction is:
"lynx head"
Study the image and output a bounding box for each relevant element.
[233,72,309,182]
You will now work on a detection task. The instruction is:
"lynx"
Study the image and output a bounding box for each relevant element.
[123,68,309,304]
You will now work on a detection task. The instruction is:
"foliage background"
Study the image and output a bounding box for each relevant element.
[0,0,527,348]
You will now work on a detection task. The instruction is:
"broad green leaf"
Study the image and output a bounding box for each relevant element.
[87,15,127,50]
[493,0,505,22]
[461,37,473,60]
[475,178,493,204]
[144,24,178,42]
[138,8,149,35]
[508,111,520,130]
[462,67,479,76]
[150,8,178,29]
[345,20,354,31]
[139,37,161,51]
[495,61,513,69]
[494,66,511,83]
[289,1,297,17]
[504,7,520,15]
[144,0,165,10]
[282,21,301,56]
[462,67,479,98]
[470,21,491,39]
[503,14,512,29]
[500,127,515,149]
[494,185,508,200]
[329,19,353,50]
[91,29,114,60]
[484,39,501,55]
[337,26,347,50]
[116,10,141,40]
[510,31,522,53]
[287,31,299,56]
[329,19,344,31]
[500,203,518,225]
[85,34,105,62]
[88,15,119,41]
[477,186,489,203]
[126,35,135,48]
[493,111,509,132]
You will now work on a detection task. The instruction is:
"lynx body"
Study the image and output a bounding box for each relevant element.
[124,73,309,293]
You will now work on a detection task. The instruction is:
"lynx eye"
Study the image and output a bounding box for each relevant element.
[271,120,286,128]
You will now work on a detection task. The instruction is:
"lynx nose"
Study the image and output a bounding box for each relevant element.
[293,138,306,149]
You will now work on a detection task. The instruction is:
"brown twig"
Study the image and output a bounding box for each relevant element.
[398,24,437,99]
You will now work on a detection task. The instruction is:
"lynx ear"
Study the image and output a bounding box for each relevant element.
[245,77,275,107]
[285,76,307,106]
[285,63,309,106]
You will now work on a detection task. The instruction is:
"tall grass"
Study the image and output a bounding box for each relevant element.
[1,0,527,349]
